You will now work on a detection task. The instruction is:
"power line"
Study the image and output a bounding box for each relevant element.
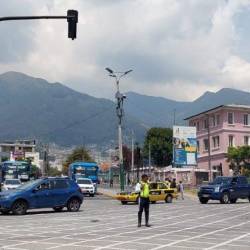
[39,104,115,138]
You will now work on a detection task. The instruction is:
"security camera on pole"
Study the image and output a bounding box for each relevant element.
[105,67,132,191]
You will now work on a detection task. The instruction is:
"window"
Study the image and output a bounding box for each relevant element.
[228,112,234,125]
[211,115,216,127]
[197,141,200,152]
[149,183,157,190]
[239,177,248,185]
[197,122,200,131]
[37,181,50,190]
[229,135,234,147]
[53,179,69,189]
[216,115,220,126]
[244,136,250,146]
[212,136,220,148]
[158,183,167,189]
[243,114,250,125]
[204,119,208,129]
[203,139,209,151]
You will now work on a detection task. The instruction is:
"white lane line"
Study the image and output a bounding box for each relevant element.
[95,205,250,250]
[204,231,250,249]
[154,220,250,249]
[3,208,196,250]
[44,205,249,249]
[45,212,194,249]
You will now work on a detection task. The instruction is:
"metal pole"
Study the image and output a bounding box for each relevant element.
[207,114,212,182]
[105,67,132,191]
[116,79,125,191]
[149,143,151,177]
[131,131,134,183]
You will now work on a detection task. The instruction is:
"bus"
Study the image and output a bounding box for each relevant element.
[68,162,99,189]
[0,161,31,183]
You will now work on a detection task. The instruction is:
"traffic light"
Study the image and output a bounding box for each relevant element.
[67,9,78,40]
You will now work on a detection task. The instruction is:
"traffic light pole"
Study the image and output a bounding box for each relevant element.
[0,9,78,40]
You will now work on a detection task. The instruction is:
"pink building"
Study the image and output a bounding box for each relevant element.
[185,104,250,184]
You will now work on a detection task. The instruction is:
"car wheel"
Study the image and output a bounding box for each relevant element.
[199,198,209,204]
[1,210,10,215]
[121,201,128,205]
[165,195,173,203]
[89,193,95,197]
[220,192,230,204]
[67,198,81,212]
[53,207,64,212]
[12,200,28,215]
[230,199,237,204]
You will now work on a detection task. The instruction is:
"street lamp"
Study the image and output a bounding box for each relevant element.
[105,67,133,191]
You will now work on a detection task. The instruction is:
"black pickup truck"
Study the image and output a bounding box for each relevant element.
[198,176,250,204]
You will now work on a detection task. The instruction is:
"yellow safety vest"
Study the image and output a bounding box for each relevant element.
[140,181,149,198]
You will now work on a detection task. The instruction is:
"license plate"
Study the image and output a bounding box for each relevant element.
[202,194,210,198]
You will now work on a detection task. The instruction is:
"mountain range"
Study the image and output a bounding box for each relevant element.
[1,71,250,146]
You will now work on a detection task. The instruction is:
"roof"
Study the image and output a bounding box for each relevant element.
[184,104,250,120]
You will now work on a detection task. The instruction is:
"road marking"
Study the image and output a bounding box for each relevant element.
[94,205,250,249]
[204,231,250,249]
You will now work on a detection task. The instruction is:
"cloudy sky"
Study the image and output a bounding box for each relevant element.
[1,0,250,101]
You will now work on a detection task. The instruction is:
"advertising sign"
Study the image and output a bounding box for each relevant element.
[173,126,197,166]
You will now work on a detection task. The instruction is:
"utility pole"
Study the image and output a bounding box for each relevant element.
[173,109,176,126]
[206,114,212,182]
[149,143,151,177]
[131,130,134,184]
[42,144,49,177]
[105,68,132,191]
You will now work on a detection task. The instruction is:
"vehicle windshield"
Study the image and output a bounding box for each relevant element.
[74,166,97,175]
[212,177,232,185]
[16,179,42,190]
[77,179,92,185]
[5,179,21,185]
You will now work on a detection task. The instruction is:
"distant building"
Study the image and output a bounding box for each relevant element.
[0,139,40,168]
[185,104,250,184]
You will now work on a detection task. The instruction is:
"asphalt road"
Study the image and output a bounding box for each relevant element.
[0,194,250,250]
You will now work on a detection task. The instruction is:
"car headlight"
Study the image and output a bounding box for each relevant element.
[214,186,220,193]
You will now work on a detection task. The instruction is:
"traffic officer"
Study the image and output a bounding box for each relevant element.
[138,174,151,227]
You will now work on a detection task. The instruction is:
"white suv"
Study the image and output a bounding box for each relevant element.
[2,179,21,191]
[76,178,95,197]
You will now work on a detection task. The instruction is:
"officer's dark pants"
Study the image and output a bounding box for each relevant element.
[138,197,150,225]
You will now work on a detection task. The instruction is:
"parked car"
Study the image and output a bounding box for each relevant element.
[76,178,95,197]
[198,176,250,204]
[2,179,21,191]
[115,182,178,205]
[0,177,84,215]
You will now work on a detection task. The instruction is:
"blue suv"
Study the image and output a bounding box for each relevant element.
[0,177,83,215]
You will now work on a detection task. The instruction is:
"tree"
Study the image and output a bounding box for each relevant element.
[62,146,94,175]
[30,165,41,179]
[227,146,250,175]
[122,145,132,172]
[47,166,62,177]
[143,127,173,167]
